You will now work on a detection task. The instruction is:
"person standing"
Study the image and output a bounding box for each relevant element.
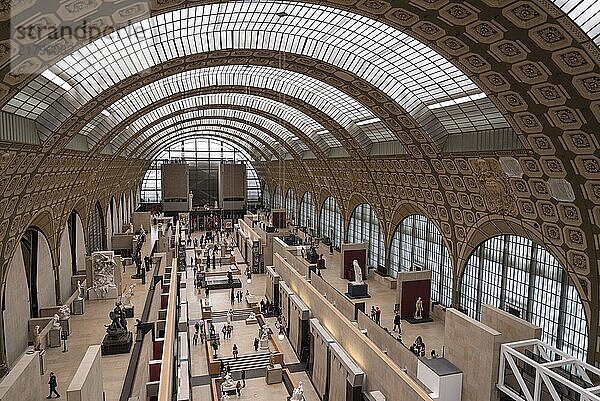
[47,372,60,399]
[370,306,376,320]
[193,328,199,346]
[233,344,239,360]
[375,306,381,325]
[253,337,259,351]
[241,370,246,387]
[235,380,242,397]
[393,312,401,333]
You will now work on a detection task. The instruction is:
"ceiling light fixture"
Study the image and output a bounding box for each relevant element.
[428,93,487,110]
[355,117,381,126]
[41,69,72,91]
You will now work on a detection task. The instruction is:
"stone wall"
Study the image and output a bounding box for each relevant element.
[444,309,502,401]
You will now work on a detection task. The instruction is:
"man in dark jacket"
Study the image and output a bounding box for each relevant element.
[47,371,60,398]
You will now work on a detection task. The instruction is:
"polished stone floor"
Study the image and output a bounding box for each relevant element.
[42,226,159,400]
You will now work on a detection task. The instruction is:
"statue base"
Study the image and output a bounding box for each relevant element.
[346,282,370,299]
[72,298,84,315]
[265,364,282,384]
[404,316,433,324]
[101,331,133,355]
[124,305,134,318]
[260,338,269,350]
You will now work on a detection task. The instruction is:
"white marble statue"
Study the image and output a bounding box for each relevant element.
[33,325,41,350]
[91,251,117,298]
[221,373,236,392]
[139,224,146,235]
[52,314,61,328]
[129,222,134,234]
[57,305,70,320]
[352,259,364,284]
[415,297,423,320]
[290,381,305,401]
[77,280,85,300]
[220,394,230,401]
[248,312,256,320]
[122,284,136,307]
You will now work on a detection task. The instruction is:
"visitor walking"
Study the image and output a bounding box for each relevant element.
[375,307,381,325]
[241,370,246,387]
[233,344,239,360]
[47,372,60,399]
[236,380,242,397]
[370,306,376,320]
[253,337,259,351]
[393,312,401,333]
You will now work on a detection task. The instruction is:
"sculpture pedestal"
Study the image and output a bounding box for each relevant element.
[260,338,269,350]
[124,305,134,318]
[101,331,133,355]
[245,317,258,325]
[72,298,84,315]
[346,282,370,299]
[48,328,61,348]
[265,364,282,384]
[59,318,71,336]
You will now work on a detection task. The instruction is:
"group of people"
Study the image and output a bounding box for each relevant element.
[370,305,382,324]
[259,298,274,316]
[193,319,207,345]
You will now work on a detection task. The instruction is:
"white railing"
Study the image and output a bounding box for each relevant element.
[498,339,600,401]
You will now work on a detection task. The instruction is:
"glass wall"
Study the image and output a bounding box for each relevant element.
[319,197,343,249]
[347,204,385,269]
[285,188,297,224]
[389,215,453,306]
[299,192,317,235]
[141,138,260,206]
[273,186,282,209]
[262,183,271,210]
[460,235,588,361]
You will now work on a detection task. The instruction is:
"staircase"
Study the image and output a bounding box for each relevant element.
[211,309,254,323]
[218,352,272,373]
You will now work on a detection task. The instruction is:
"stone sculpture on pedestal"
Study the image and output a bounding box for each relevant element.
[77,280,85,300]
[352,259,364,284]
[290,381,305,400]
[101,301,133,355]
[414,297,423,320]
[90,252,118,299]
[33,325,41,351]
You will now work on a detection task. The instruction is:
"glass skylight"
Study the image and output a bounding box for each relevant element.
[552,0,600,45]
[114,104,309,157]
[3,1,508,150]
[133,120,286,160]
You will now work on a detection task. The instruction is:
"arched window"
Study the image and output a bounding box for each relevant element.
[390,215,452,306]
[273,186,282,209]
[319,197,343,249]
[299,192,317,235]
[460,235,588,361]
[285,188,297,224]
[88,201,106,252]
[347,204,385,269]
[262,184,271,210]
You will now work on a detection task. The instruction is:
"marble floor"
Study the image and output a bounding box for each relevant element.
[42,226,159,400]
[186,230,318,400]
